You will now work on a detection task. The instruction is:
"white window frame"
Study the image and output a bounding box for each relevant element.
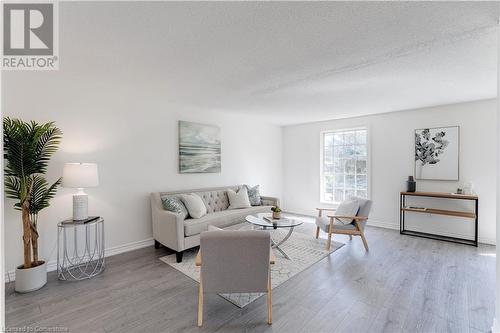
[319,126,371,205]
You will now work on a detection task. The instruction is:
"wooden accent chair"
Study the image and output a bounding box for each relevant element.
[315,197,372,251]
[195,230,275,326]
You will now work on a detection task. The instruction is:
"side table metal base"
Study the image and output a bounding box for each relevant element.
[57,218,105,281]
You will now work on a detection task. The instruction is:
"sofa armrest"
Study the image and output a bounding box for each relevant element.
[261,196,280,207]
[151,193,185,252]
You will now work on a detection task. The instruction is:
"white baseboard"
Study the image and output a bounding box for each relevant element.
[5,238,154,282]
[367,219,399,230]
[368,219,495,245]
[283,212,495,246]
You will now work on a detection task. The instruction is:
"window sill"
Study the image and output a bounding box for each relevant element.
[319,201,341,206]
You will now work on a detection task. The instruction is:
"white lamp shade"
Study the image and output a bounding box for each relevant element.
[62,163,99,188]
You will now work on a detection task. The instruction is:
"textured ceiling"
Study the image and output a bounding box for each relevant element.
[8,1,500,125]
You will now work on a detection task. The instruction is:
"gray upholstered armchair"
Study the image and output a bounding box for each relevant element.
[315,197,372,251]
[195,230,275,326]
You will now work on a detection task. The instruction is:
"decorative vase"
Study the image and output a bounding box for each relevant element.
[272,211,281,220]
[463,182,474,195]
[15,261,47,293]
[406,176,416,192]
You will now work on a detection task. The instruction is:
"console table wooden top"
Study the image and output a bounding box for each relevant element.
[400,191,478,200]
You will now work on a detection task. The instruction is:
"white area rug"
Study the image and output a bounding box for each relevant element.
[160,225,344,308]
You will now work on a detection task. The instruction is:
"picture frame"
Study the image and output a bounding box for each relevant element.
[414,126,459,181]
[179,120,221,173]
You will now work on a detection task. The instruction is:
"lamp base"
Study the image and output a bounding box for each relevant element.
[73,192,88,221]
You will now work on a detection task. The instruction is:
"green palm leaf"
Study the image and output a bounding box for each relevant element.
[3,117,62,213]
[29,175,62,215]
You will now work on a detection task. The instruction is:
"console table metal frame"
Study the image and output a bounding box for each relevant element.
[399,191,478,247]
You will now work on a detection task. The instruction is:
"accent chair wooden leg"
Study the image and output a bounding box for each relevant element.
[349,235,352,240]
[267,269,272,325]
[326,226,332,250]
[360,232,369,251]
[176,251,183,263]
[198,276,203,326]
[315,226,320,239]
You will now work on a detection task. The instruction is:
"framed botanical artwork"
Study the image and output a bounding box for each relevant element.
[179,120,221,173]
[414,126,459,180]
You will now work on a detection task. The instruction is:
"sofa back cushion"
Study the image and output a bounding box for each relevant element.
[195,190,230,213]
[160,186,245,214]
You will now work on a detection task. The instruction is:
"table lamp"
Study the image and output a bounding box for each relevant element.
[62,163,99,220]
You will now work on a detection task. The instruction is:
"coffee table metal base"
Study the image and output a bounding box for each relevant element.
[262,226,294,259]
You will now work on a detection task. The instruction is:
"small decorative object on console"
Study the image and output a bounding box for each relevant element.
[406,176,416,192]
[271,206,282,219]
[463,182,474,195]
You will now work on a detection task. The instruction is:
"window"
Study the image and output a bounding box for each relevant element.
[321,128,369,203]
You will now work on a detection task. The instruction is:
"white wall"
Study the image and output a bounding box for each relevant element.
[2,75,282,279]
[283,99,497,244]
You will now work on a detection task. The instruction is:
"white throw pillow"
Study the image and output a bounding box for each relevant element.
[227,187,251,209]
[180,193,207,219]
[335,200,360,225]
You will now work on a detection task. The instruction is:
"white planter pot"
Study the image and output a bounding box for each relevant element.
[15,261,47,293]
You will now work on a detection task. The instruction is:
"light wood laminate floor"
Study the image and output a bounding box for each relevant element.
[5,224,496,333]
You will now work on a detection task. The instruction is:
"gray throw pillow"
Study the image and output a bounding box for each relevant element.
[245,185,262,206]
[161,196,189,219]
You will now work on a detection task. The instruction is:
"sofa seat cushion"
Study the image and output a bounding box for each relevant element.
[184,206,273,236]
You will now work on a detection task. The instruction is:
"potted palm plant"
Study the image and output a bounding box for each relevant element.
[3,118,62,292]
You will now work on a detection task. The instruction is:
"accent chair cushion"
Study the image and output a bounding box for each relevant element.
[335,200,360,225]
[180,193,207,219]
[245,185,262,206]
[227,187,251,209]
[315,216,357,233]
[161,195,189,219]
[348,196,372,230]
[349,196,372,219]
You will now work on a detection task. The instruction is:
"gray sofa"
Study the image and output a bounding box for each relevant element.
[151,185,279,262]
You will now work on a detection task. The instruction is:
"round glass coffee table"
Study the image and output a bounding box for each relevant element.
[245,213,303,259]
